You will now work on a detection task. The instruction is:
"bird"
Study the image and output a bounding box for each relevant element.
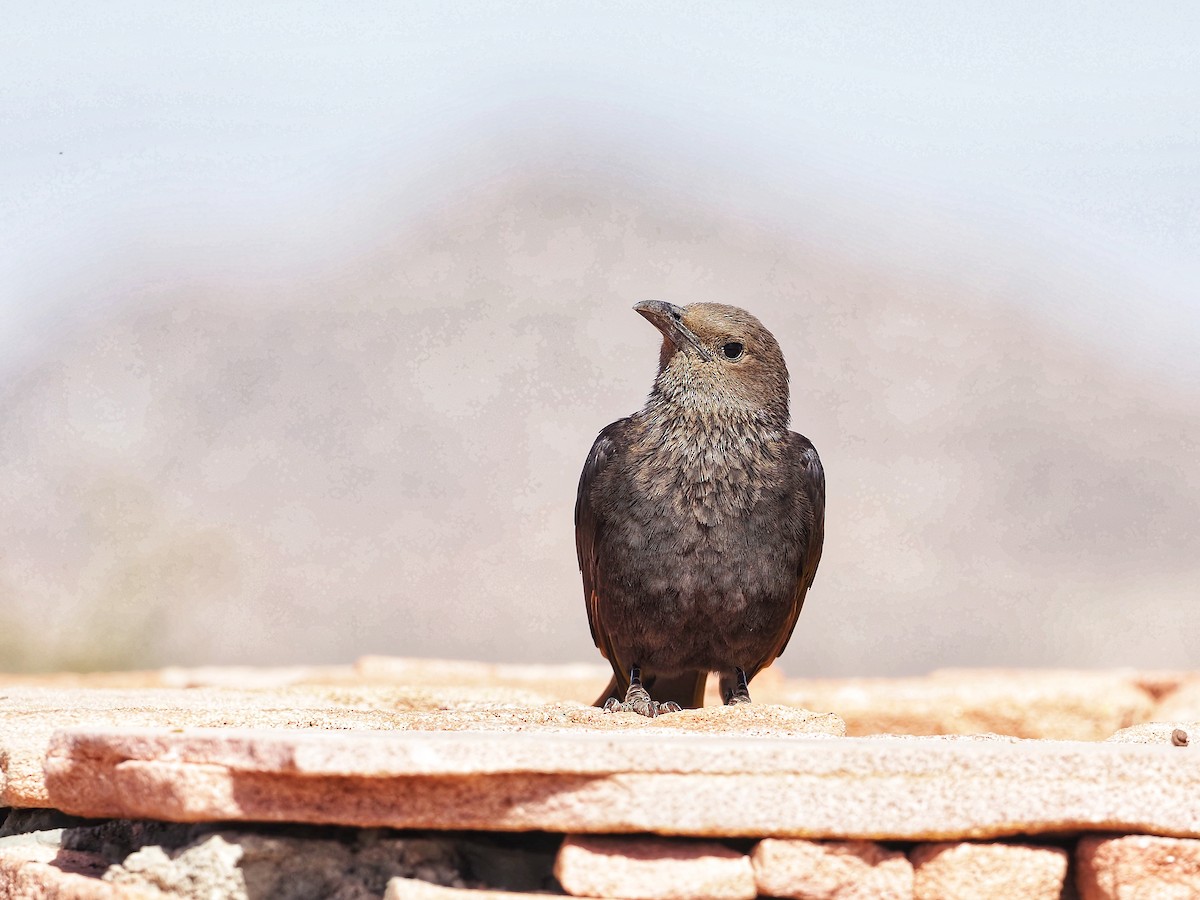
[575,300,825,717]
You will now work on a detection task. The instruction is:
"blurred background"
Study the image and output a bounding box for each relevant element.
[2,3,1198,675]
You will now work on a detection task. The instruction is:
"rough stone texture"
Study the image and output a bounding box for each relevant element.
[775,669,1156,739]
[752,838,913,899]
[1077,834,1200,900]
[554,835,756,900]
[42,727,1200,839]
[8,663,1200,897]
[910,841,1068,900]
[0,841,154,899]
[104,835,245,899]
[0,685,452,807]
[0,685,840,808]
[1107,722,1199,747]
[99,830,468,900]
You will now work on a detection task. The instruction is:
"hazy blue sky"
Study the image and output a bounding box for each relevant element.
[3,2,1198,374]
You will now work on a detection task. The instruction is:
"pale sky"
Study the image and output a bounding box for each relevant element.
[3,2,1198,375]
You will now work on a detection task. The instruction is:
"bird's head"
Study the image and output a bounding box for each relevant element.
[634,300,790,425]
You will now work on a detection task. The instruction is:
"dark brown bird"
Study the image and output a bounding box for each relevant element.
[576,301,825,716]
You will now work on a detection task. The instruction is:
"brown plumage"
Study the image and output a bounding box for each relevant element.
[575,301,825,716]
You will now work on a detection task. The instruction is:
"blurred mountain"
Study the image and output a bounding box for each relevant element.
[1,172,1197,674]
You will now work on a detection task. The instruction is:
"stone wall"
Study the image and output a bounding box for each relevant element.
[0,658,1197,898]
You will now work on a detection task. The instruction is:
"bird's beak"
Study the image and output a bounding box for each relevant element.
[634,300,713,362]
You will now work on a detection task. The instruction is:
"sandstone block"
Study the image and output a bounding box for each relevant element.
[1077,834,1200,899]
[0,685,458,807]
[42,728,1200,839]
[910,841,1067,900]
[0,686,839,808]
[554,835,755,900]
[0,842,154,899]
[752,838,913,899]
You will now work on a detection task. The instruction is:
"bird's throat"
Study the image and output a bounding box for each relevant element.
[635,397,784,526]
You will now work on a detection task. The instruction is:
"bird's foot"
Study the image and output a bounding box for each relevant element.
[602,697,682,717]
[601,667,682,717]
[721,666,753,706]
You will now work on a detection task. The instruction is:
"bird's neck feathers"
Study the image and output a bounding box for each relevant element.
[627,354,793,528]
[633,388,787,525]
[646,364,790,435]
[637,391,787,462]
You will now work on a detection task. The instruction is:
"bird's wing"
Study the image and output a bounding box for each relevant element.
[758,431,826,668]
[575,418,629,666]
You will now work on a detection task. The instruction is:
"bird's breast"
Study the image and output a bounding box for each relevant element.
[627,413,785,527]
[589,417,804,673]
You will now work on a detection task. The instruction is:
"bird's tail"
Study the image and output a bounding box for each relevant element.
[593,671,708,709]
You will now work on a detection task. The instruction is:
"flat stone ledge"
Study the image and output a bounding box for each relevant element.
[0,687,840,808]
[42,728,1200,840]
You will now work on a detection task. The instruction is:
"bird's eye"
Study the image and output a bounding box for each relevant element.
[722,342,744,360]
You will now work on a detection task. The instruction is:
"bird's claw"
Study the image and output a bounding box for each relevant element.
[602,698,682,718]
[601,666,684,717]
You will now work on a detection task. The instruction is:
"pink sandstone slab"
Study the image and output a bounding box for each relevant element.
[0,842,155,899]
[751,838,913,899]
[0,685,418,807]
[40,727,1200,840]
[1077,834,1200,900]
[0,687,839,808]
[910,841,1068,899]
[554,835,756,900]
